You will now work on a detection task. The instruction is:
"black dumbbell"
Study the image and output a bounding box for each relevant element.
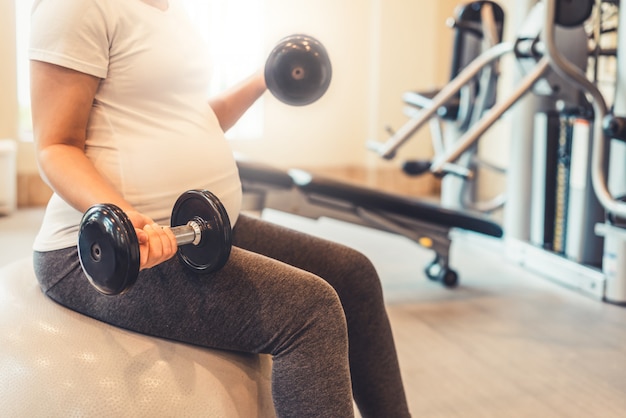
[78,190,232,296]
[265,34,332,106]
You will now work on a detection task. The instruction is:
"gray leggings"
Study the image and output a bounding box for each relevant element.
[34,214,410,418]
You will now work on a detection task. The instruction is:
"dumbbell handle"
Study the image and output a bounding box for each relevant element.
[169,220,203,246]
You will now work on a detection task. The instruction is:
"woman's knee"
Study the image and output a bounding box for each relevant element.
[331,247,383,299]
[300,278,347,330]
[271,277,348,355]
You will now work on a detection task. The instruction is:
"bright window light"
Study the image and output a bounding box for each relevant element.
[15,0,33,140]
[15,0,264,141]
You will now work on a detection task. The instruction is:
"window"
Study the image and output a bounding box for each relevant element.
[183,0,265,139]
[15,0,264,140]
[15,0,33,140]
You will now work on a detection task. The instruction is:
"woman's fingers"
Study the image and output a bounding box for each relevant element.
[127,210,153,230]
[139,224,178,270]
[120,210,177,270]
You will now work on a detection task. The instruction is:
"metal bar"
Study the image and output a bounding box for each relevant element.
[170,223,199,246]
[367,42,514,159]
[430,57,551,173]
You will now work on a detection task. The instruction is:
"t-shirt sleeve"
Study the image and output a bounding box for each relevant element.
[29,0,112,78]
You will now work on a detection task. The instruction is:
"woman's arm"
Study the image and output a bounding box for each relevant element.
[208,71,267,132]
[31,60,176,270]
[31,61,130,213]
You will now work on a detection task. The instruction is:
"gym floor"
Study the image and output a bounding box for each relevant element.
[2,207,626,417]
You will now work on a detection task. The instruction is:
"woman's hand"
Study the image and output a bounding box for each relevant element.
[126,211,178,270]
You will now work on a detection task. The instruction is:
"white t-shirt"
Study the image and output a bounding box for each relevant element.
[30,0,242,251]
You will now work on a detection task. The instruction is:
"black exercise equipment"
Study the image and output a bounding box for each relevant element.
[236,159,503,288]
[78,190,231,296]
[265,34,332,106]
[603,115,626,143]
[448,1,505,88]
[403,1,505,127]
[554,0,594,27]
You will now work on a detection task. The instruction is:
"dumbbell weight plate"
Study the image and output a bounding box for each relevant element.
[265,34,332,106]
[78,204,140,296]
[171,190,232,273]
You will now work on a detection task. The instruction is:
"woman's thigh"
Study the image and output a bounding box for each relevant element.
[35,244,345,355]
[232,214,384,300]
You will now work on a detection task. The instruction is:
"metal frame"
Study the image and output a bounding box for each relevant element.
[543,0,626,218]
[367,0,626,302]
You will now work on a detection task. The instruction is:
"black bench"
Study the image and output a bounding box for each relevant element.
[289,169,502,238]
[237,159,503,287]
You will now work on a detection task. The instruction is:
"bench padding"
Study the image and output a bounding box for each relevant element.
[288,169,502,238]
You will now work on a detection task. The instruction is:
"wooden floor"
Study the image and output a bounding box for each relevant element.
[387,238,626,418]
[3,174,626,417]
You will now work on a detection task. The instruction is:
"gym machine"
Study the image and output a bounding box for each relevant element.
[367,0,626,303]
[391,0,507,213]
[498,0,626,304]
[597,0,626,304]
